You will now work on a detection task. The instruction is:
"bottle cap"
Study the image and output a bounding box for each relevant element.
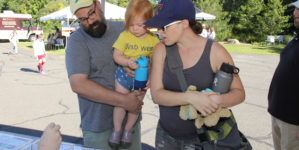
[220,63,239,74]
[136,55,148,67]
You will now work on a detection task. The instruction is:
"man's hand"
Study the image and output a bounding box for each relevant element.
[38,122,62,150]
[123,91,145,114]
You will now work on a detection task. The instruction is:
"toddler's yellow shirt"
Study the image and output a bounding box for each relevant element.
[113,30,160,61]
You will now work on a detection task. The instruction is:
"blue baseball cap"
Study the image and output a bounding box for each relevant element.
[144,0,195,28]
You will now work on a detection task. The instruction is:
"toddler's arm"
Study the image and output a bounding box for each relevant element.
[113,48,138,71]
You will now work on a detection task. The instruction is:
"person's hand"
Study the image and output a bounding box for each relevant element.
[123,67,135,78]
[208,93,222,107]
[123,90,145,114]
[127,58,138,70]
[143,80,150,90]
[38,122,62,150]
[187,91,219,116]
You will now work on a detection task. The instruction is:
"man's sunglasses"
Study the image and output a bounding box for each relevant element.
[75,1,97,24]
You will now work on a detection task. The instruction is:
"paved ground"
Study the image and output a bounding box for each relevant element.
[0,42,279,149]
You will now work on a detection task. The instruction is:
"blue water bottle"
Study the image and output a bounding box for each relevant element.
[134,55,148,90]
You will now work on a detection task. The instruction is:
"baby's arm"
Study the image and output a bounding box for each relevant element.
[113,48,138,69]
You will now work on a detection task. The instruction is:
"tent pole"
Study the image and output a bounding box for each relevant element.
[101,0,105,15]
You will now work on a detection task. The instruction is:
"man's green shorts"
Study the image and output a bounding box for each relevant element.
[82,122,141,150]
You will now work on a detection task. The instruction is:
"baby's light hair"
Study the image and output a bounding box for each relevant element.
[125,0,154,30]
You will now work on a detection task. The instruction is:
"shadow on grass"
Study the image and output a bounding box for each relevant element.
[253,45,283,54]
[26,45,33,49]
[46,48,62,51]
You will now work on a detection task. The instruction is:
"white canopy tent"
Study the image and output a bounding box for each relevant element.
[40,6,74,21]
[39,1,126,22]
[195,7,216,21]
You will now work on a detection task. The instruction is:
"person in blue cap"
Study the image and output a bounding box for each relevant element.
[145,0,245,149]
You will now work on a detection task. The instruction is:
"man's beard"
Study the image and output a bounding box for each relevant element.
[83,20,107,38]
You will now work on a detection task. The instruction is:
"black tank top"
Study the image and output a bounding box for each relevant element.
[160,40,215,139]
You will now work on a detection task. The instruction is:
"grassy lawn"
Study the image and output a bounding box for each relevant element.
[221,43,284,55]
[18,41,284,56]
[18,42,66,55]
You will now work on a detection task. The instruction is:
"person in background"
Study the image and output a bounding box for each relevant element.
[46,33,55,49]
[9,29,18,54]
[66,0,144,149]
[53,26,62,44]
[109,0,159,147]
[38,122,62,150]
[145,0,245,149]
[268,1,299,150]
[54,26,61,38]
[199,23,208,38]
[47,33,51,42]
[33,34,47,74]
[208,27,216,40]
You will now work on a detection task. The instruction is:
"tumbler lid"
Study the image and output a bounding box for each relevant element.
[136,55,148,67]
[220,63,239,74]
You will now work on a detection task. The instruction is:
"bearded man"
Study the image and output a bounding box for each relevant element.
[66,0,144,149]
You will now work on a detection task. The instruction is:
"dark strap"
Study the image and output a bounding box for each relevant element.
[166,44,188,92]
[203,39,214,60]
[166,39,214,92]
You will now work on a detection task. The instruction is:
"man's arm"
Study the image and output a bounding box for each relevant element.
[69,74,143,114]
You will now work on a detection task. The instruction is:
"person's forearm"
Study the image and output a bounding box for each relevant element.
[113,51,129,67]
[218,88,245,107]
[151,88,189,106]
[70,76,126,108]
[115,56,129,67]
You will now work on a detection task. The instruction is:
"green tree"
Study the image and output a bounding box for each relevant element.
[106,0,130,7]
[107,0,157,8]
[224,0,290,42]
[222,0,247,25]
[281,0,296,34]
[0,0,9,13]
[193,0,231,41]
[38,0,69,35]
[259,0,290,36]
[3,0,49,26]
[232,0,264,42]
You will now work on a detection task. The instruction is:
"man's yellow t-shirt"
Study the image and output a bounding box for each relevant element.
[113,30,160,62]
